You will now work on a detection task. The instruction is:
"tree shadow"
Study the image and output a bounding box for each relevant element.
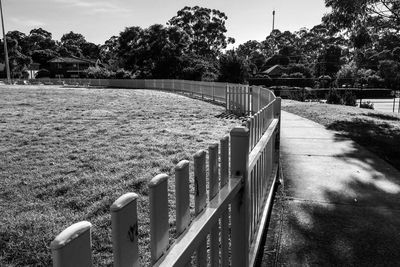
[365,112,400,121]
[326,118,400,172]
[274,119,400,266]
[279,174,400,266]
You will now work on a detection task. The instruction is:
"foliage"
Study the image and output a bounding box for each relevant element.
[115,69,132,79]
[326,88,342,104]
[315,45,342,79]
[360,101,375,109]
[378,60,400,90]
[343,90,357,106]
[35,68,50,78]
[180,55,219,81]
[336,61,357,87]
[168,6,234,57]
[324,0,400,32]
[60,31,87,57]
[318,75,333,88]
[218,50,248,83]
[85,66,114,79]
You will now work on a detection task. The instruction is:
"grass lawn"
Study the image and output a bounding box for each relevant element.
[0,85,240,266]
[282,100,400,171]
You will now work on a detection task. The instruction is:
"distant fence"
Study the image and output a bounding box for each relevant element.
[6,78,277,115]
[50,82,282,266]
[271,87,393,99]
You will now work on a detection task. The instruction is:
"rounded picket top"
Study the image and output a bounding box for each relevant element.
[175,160,189,171]
[110,192,138,212]
[193,149,206,159]
[148,173,169,188]
[50,221,92,250]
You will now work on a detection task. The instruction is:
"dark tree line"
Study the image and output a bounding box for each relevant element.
[1,3,400,89]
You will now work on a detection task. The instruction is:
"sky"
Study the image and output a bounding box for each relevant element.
[3,0,330,47]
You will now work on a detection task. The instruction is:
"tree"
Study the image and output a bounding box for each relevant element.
[180,54,219,81]
[7,31,29,55]
[314,45,342,79]
[168,6,234,57]
[218,50,248,83]
[28,28,57,51]
[324,0,400,32]
[115,26,144,71]
[81,42,100,59]
[60,31,87,57]
[100,36,119,71]
[378,60,400,90]
[0,34,31,78]
[237,40,266,73]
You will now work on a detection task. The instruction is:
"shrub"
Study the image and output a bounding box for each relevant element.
[85,66,115,79]
[35,69,50,78]
[115,69,132,79]
[360,101,374,109]
[343,90,357,106]
[326,88,342,104]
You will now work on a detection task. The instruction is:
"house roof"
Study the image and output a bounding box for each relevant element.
[48,57,97,64]
[261,65,286,76]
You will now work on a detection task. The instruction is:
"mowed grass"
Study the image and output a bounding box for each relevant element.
[282,100,400,171]
[0,85,240,266]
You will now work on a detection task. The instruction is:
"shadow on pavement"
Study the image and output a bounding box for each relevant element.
[264,114,400,266]
[327,117,400,172]
[277,150,400,265]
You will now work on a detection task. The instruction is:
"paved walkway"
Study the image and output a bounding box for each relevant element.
[260,111,400,266]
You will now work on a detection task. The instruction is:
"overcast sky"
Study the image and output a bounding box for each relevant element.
[3,0,329,46]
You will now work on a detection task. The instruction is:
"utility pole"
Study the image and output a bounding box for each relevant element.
[0,0,10,84]
[272,10,276,54]
[272,10,275,32]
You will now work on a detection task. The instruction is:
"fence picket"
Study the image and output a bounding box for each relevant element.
[50,221,93,267]
[209,144,220,267]
[149,174,169,263]
[220,136,230,267]
[111,193,139,267]
[230,126,250,267]
[194,150,207,267]
[175,160,190,235]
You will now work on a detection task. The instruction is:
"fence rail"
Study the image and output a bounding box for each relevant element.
[47,80,281,266]
[6,78,272,115]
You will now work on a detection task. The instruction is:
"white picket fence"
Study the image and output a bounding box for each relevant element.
[50,82,281,266]
[27,78,273,116]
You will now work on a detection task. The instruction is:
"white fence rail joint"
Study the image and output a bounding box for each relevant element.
[50,83,281,267]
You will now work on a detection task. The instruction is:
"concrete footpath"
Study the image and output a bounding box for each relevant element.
[259,111,400,266]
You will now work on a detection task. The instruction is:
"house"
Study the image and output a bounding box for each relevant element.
[48,57,98,78]
[259,65,286,78]
[27,63,40,79]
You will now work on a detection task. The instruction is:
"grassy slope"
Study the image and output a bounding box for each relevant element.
[0,86,239,266]
[282,100,400,171]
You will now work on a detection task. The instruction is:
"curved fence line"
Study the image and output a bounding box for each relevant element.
[43,78,281,266]
[15,78,273,115]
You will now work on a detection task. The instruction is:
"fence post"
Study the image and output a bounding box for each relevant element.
[111,193,139,267]
[149,174,169,264]
[194,150,207,267]
[50,221,93,267]
[230,126,250,267]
